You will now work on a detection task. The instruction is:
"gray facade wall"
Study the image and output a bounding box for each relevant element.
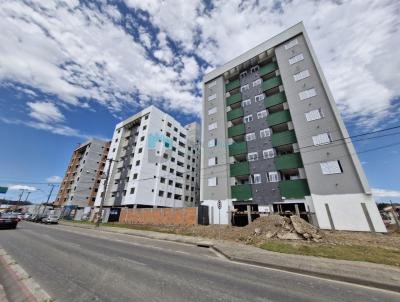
[275,34,365,195]
[200,77,231,201]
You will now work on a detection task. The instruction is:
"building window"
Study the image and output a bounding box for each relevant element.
[320,160,343,175]
[248,152,258,162]
[267,172,280,182]
[167,192,172,198]
[208,138,217,148]
[251,65,259,73]
[244,114,253,123]
[240,71,247,79]
[245,132,256,141]
[284,38,298,50]
[208,177,217,187]
[208,157,217,167]
[312,133,332,146]
[299,88,317,101]
[294,70,310,82]
[208,81,216,88]
[260,128,271,138]
[130,187,135,194]
[162,165,167,171]
[263,149,275,159]
[208,122,217,131]
[241,99,251,107]
[160,177,165,183]
[208,94,217,101]
[251,174,262,184]
[257,110,268,119]
[208,107,217,115]
[158,190,164,197]
[305,109,323,121]
[140,136,145,141]
[252,79,262,87]
[254,94,265,102]
[289,53,304,65]
[143,125,147,130]
[240,84,249,92]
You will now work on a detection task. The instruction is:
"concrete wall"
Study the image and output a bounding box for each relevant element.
[118,207,197,226]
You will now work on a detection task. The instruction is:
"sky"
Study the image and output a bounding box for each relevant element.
[0,0,399,204]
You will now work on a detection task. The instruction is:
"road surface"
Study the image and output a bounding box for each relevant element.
[0,222,399,302]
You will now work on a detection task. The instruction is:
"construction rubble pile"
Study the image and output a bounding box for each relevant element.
[245,215,323,242]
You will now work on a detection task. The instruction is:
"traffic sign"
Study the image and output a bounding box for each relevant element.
[0,187,7,194]
[217,200,222,209]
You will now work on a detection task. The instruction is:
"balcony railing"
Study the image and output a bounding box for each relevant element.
[231,184,252,201]
[262,76,282,92]
[225,79,240,92]
[227,107,244,121]
[230,161,250,177]
[229,141,247,156]
[265,91,287,108]
[259,62,278,77]
[275,153,303,170]
[279,179,310,199]
[271,130,297,147]
[228,124,246,138]
[226,92,242,106]
[266,110,292,127]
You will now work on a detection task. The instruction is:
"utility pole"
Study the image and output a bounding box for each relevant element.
[96,158,115,227]
[17,189,25,209]
[24,192,31,202]
[41,184,58,215]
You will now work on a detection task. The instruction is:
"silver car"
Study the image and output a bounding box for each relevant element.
[42,215,60,224]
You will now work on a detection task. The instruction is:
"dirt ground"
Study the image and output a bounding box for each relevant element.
[112,216,400,251]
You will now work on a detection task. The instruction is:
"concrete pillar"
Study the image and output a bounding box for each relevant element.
[227,206,231,226]
[295,204,300,216]
[211,206,214,224]
[247,205,252,225]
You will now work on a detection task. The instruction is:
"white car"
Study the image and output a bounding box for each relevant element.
[42,215,60,224]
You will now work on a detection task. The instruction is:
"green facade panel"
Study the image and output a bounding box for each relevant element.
[225,79,241,92]
[262,76,282,92]
[227,107,244,121]
[279,179,310,199]
[230,161,250,177]
[229,142,247,156]
[271,130,297,147]
[266,110,292,127]
[228,124,246,138]
[275,153,303,170]
[231,184,252,201]
[265,92,287,108]
[226,93,242,106]
[259,62,278,76]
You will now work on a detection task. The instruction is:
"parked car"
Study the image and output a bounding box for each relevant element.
[31,214,46,223]
[24,213,33,220]
[41,215,60,224]
[0,212,19,229]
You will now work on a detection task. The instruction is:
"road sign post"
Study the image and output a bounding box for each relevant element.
[217,200,222,240]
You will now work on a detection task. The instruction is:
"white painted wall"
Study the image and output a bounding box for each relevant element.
[311,193,387,232]
[202,199,233,225]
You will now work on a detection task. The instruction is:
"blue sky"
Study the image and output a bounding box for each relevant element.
[0,0,399,204]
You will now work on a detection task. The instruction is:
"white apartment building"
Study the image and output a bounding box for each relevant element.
[95,106,200,208]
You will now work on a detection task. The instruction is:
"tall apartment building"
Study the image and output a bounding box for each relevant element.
[95,106,200,208]
[201,22,386,232]
[55,139,110,207]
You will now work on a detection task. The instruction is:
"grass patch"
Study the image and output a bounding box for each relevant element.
[260,241,400,267]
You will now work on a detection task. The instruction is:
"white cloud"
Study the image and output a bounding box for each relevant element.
[9,184,37,191]
[27,101,65,123]
[372,188,400,198]
[46,176,62,183]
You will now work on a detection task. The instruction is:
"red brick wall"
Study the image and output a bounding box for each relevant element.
[118,208,197,226]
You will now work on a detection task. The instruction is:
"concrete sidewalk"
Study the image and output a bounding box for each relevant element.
[59,221,400,292]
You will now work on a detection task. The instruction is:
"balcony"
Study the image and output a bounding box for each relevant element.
[262,76,282,92]
[260,62,278,77]
[227,107,244,121]
[265,92,287,109]
[225,79,240,92]
[229,142,247,156]
[275,153,303,170]
[230,161,250,177]
[266,110,292,127]
[271,130,297,147]
[226,92,242,106]
[228,124,246,138]
[279,179,310,199]
[231,184,252,201]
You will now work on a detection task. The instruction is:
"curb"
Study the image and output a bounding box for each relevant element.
[60,222,400,293]
[211,246,400,293]
[0,248,52,302]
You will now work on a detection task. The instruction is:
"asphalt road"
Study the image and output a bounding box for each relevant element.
[0,222,399,302]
